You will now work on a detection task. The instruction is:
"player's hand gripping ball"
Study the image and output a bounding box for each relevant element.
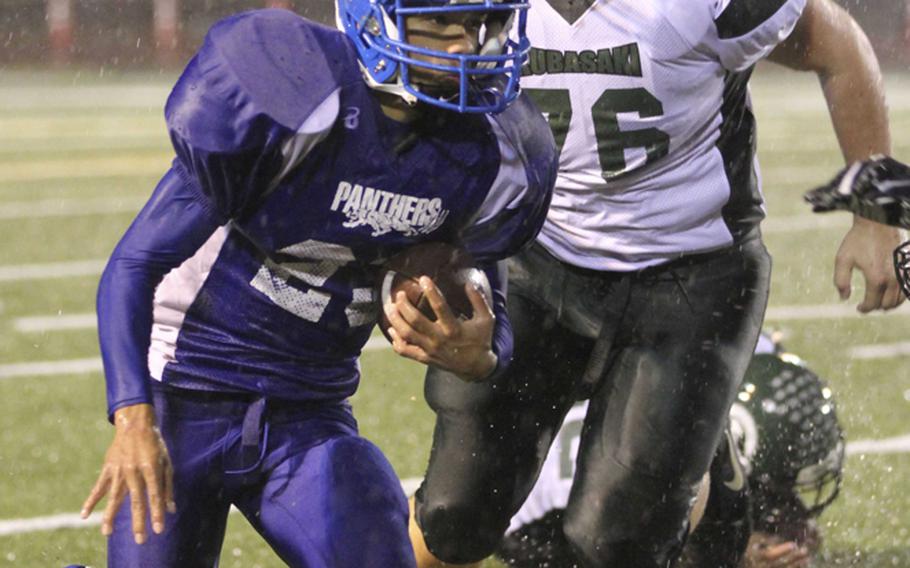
[377,242,493,342]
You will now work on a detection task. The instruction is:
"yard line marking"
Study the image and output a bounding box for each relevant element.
[0,157,168,183]
[0,196,845,232]
[14,314,97,332]
[764,304,910,321]
[0,197,144,219]
[2,332,903,382]
[12,301,909,335]
[0,512,102,536]
[0,340,391,380]
[849,342,910,360]
[845,434,910,456]
[3,434,909,536]
[0,358,103,379]
[760,214,850,233]
[0,259,105,282]
[0,85,170,109]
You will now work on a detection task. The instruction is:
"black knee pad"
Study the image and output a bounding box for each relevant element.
[416,488,509,564]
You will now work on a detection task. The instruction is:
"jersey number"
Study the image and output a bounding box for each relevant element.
[250,239,375,327]
[525,87,670,179]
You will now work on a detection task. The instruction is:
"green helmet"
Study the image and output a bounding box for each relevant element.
[729,352,845,520]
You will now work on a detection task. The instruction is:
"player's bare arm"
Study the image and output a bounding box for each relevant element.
[386,277,497,381]
[81,403,175,544]
[768,0,903,312]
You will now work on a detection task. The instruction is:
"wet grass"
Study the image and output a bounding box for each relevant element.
[0,68,908,567]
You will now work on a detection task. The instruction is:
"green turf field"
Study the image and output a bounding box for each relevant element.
[1,67,909,567]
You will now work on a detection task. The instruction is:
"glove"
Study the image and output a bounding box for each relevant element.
[804,155,910,230]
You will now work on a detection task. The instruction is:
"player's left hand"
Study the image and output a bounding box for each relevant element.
[833,216,905,312]
[80,404,176,544]
[384,276,497,382]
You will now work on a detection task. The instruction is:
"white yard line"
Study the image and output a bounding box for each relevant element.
[0,339,391,380]
[764,304,910,321]
[0,512,103,536]
[0,197,144,219]
[12,304,898,331]
[2,435,908,537]
[0,85,169,110]
[0,358,103,379]
[13,302,910,334]
[849,342,910,360]
[11,332,905,383]
[846,434,910,456]
[13,314,97,332]
[0,158,167,183]
[0,259,107,282]
[0,259,105,282]
[759,214,850,234]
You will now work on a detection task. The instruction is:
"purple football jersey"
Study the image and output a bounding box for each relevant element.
[97,9,557,418]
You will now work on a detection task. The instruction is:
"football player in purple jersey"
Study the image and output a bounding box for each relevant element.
[78,1,556,566]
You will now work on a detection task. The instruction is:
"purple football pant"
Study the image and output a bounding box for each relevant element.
[108,385,415,568]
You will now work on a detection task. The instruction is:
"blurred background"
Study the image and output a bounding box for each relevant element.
[0,1,909,567]
[1,0,906,70]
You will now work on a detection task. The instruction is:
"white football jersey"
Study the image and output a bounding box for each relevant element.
[519,0,806,270]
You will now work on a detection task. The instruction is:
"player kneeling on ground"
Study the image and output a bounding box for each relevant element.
[78,1,557,566]
[497,332,845,568]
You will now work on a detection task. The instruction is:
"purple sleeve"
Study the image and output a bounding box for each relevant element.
[481,261,513,380]
[98,167,222,420]
[461,93,558,378]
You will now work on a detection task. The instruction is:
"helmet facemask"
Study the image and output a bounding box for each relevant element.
[337,0,530,113]
[792,438,845,517]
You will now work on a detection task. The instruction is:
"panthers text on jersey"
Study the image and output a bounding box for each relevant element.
[97,9,556,418]
[519,0,805,270]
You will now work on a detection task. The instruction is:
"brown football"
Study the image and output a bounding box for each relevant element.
[376,242,493,342]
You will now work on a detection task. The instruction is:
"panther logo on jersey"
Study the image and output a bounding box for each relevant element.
[330,181,450,237]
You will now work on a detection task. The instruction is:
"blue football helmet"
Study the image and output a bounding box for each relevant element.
[337,0,530,113]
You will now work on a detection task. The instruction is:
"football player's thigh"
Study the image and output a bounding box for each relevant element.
[620,241,770,478]
[418,292,588,534]
[108,393,233,568]
[565,242,770,547]
[239,429,414,568]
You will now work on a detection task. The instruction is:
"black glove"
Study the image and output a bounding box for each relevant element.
[803,155,910,230]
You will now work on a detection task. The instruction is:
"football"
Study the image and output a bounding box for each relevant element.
[376,242,493,342]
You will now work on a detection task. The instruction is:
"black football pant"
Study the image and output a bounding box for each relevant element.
[495,426,753,568]
[414,238,770,567]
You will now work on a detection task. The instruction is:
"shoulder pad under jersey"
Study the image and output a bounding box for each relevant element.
[165,10,360,219]
[167,9,359,145]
